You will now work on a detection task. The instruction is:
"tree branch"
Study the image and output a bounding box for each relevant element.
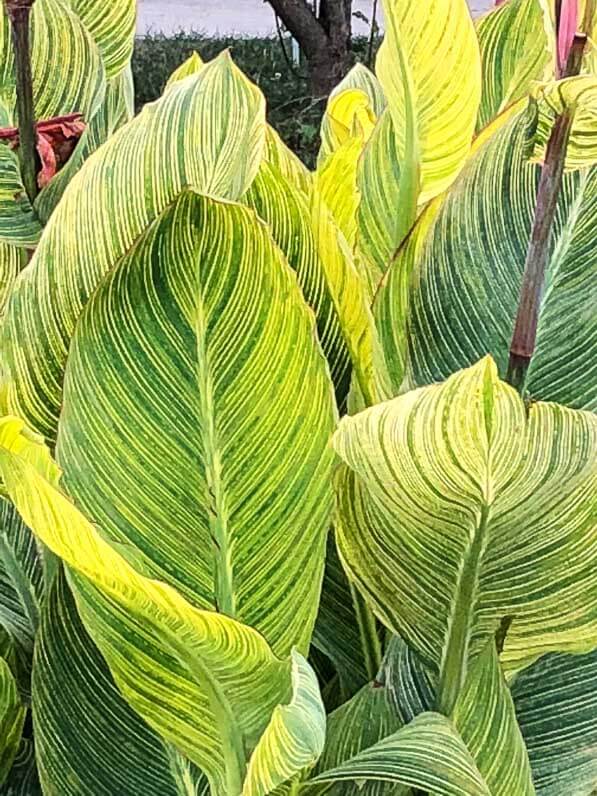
[266,0,329,57]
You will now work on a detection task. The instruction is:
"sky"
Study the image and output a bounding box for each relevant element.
[137,0,495,37]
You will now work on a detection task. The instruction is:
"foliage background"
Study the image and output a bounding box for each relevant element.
[132,33,380,166]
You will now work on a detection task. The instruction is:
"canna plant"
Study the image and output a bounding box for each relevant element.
[0,0,596,794]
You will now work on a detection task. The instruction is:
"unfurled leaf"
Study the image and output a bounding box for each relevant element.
[0,414,316,794]
[376,105,597,409]
[243,651,326,796]
[55,191,336,657]
[476,0,552,130]
[382,636,434,725]
[4,53,267,439]
[333,358,596,699]
[452,642,535,795]
[33,571,189,796]
[0,657,25,786]
[305,713,490,795]
[65,0,136,79]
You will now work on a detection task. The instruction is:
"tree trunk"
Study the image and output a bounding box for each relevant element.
[267,0,353,98]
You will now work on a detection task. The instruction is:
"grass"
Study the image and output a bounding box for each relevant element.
[132,32,380,168]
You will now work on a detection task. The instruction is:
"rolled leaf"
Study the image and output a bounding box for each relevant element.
[529,75,597,170]
[0,148,41,247]
[333,358,597,697]
[242,651,326,796]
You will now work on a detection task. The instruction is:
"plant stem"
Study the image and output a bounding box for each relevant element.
[5,0,38,203]
[506,30,588,394]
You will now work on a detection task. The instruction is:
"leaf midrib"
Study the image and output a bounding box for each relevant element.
[436,502,490,716]
[194,287,236,619]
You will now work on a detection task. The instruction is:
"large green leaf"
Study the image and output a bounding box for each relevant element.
[305,713,490,795]
[376,106,597,410]
[476,0,552,130]
[4,53,266,440]
[512,649,597,795]
[33,570,195,795]
[0,414,324,795]
[333,358,596,708]
[452,642,535,796]
[312,680,404,796]
[0,657,24,787]
[55,190,335,657]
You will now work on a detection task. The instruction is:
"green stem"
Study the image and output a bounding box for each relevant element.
[167,635,246,795]
[349,581,382,682]
[5,0,38,203]
[436,505,489,716]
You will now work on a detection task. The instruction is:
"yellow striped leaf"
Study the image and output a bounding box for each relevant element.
[35,67,134,224]
[4,53,267,440]
[530,75,597,170]
[476,0,552,130]
[243,161,352,404]
[376,104,597,409]
[0,413,325,795]
[318,64,385,163]
[333,358,596,696]
[512,648,597,794]
[64,0,136,79]
[305,713,490,795]
[377,0,481,205]
[0,0,105,124]
[0,147,41,247]
[0,655,25,786]
[55,190,336,657]
[0,242,25,321]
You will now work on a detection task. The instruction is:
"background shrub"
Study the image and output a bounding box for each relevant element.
[132,32,379,167]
